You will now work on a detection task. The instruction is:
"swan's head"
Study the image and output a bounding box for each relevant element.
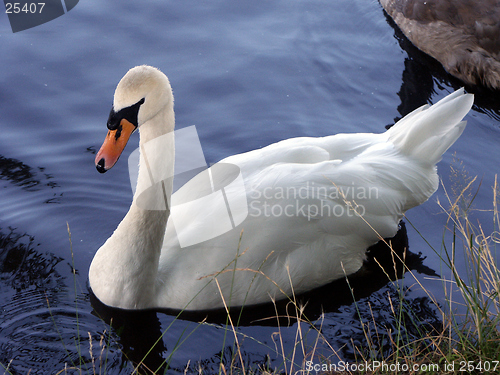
[95,65,173,173]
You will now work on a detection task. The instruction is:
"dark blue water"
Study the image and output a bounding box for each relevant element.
[1,0,500,373]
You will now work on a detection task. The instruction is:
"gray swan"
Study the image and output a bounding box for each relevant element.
[381,0,500,89]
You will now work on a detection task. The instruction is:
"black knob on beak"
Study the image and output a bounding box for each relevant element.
[96,158,107,174]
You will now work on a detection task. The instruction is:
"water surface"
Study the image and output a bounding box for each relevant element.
[1,0,499,373]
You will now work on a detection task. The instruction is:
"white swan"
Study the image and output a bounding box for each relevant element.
[89,65,474,311]
[380,0,500,89]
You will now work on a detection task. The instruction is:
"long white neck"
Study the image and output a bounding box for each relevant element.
[90,103,175,309]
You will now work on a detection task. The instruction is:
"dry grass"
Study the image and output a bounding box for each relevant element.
[3,173,500,375]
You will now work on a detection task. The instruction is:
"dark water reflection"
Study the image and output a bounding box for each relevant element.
[0,228,61,290]
[0,154,62,203]
[1,0,499,373]
[0,226,135,374]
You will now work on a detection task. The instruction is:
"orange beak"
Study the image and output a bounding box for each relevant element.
[95,119,136,173]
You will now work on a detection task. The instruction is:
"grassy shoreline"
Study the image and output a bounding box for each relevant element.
[313,175,500,375]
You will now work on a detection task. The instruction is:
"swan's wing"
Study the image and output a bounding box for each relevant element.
[158,132,437,307]
[166,132,391,248]
[222,132,386,167]
[237,138,437,245]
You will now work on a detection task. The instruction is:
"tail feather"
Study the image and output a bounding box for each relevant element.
[387,88,474,165]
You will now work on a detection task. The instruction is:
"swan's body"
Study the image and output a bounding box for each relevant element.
[381,0,500,89]
[89,65,473,310]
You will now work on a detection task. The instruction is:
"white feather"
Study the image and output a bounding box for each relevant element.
[89,66,474,310]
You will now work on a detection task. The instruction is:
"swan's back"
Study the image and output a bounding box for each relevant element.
[381,0,500,89]
[157,89,473,310]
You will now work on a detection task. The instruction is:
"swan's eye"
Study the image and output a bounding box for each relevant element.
[107,98,145,130]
